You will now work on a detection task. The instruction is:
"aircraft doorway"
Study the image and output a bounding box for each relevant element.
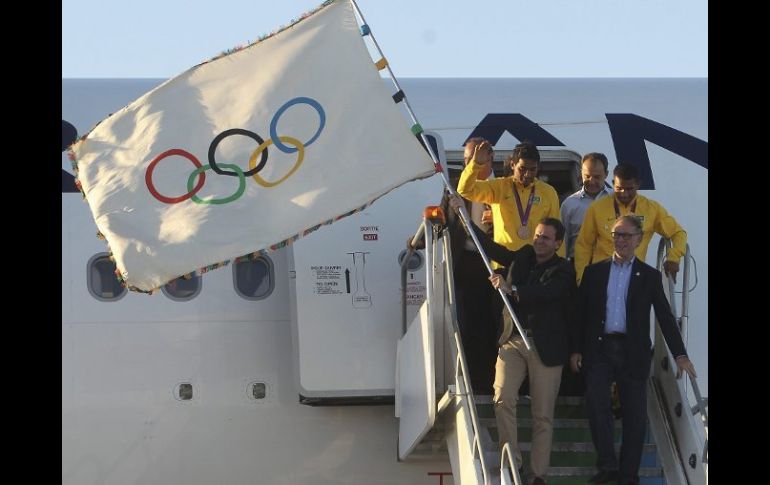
[444,147,585,397]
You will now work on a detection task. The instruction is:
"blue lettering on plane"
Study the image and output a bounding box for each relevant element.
[464,114,564,147]
[461,113,707,190]
[607,114,708,189]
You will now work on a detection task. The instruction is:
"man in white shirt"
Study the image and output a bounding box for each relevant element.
[560,153,612,260]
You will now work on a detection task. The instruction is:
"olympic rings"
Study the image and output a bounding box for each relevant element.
[188,163,246,205]
[269,97,325,154]
[146,149,206,204]
[208,128,267,177]
[249,136,304,188]
[145,96,325,205]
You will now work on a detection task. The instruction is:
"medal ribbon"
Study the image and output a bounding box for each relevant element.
[513,183,536,230]
[613,197,637,218]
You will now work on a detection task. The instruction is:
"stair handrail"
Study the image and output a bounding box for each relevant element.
[500,442,524,485]
[442,226,491,484]
[400,217,491,483]
[396,217,439,461]
[656,239,690,335]
[655,238,708,471]
[452,334,491,484]
[656,239,708,432]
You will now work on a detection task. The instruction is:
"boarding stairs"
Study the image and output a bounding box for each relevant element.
[395,213,707,484]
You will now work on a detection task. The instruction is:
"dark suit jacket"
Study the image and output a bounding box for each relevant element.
[573,257,687,380]
[471,223,576,367]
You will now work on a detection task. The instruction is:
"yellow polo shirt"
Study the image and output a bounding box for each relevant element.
[574,193,687,283]
[458,160,563,258]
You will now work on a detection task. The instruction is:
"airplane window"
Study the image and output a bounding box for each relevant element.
[86,253,127,301]
[161,275,202,301]
[175,383,193,401]
[233,256,274,300]
[251,382,266,399]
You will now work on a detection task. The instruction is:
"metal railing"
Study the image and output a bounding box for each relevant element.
[451,333,491,484]
[654,239,708,479]
[400,217,491,483]
[442,226,491,484]
[500,442,524,485]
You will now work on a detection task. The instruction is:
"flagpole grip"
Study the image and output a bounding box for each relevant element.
[441,181,532,351]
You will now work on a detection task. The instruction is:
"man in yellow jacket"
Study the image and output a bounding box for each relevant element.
[458,141,563,259]
[574,163,686,284]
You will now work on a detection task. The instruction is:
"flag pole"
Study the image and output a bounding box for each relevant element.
[349,0,531,350]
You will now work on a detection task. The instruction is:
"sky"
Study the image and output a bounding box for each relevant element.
[62,0,707,79]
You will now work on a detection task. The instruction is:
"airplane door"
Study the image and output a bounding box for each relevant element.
[288,133,447,403]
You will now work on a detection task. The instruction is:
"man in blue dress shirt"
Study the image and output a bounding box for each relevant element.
[560,152,612,260]
[570,215,696,485]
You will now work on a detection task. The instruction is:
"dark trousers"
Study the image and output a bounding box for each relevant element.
[584,337,646,485]
[455,250,499,395]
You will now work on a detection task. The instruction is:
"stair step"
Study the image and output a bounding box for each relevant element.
[546,478,663,485]
[485,426,661,446]
[492,426,603,442]
[475,402,589,419]
[437,392,665,481]
[547,467,663,477]
[483,441,656,454]
[412,440,449,454]
[479,417,590,428]
[530,442,656,453]
[421,426,447,442]
[473,395,495,405]
[473,395,585,406]
[484,452,662,477]
[544,478,600,485]
[545,477,663,485]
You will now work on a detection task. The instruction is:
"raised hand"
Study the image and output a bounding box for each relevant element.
[472,140,493,166]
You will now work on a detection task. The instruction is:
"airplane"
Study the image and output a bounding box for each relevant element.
[62,77,707,484]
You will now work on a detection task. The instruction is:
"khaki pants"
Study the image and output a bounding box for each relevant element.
[494,336,563,480]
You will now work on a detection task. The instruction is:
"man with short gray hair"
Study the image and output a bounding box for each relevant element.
[570,215,696,485]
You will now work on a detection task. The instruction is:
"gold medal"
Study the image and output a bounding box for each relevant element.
[517,226,529,239]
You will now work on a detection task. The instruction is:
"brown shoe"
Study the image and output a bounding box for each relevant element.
[531,477,547,485]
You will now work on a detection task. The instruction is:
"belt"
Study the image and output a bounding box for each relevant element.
[602,332,626,340]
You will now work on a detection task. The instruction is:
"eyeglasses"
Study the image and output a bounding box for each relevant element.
[611,231,641,240]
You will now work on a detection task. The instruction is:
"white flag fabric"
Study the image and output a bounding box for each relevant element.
[70,0,436,292]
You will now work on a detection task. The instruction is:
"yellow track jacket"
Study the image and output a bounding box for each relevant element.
[458,160,563,260]
[574,193,687,283]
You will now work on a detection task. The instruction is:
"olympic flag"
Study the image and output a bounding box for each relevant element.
[69,0,436,292]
